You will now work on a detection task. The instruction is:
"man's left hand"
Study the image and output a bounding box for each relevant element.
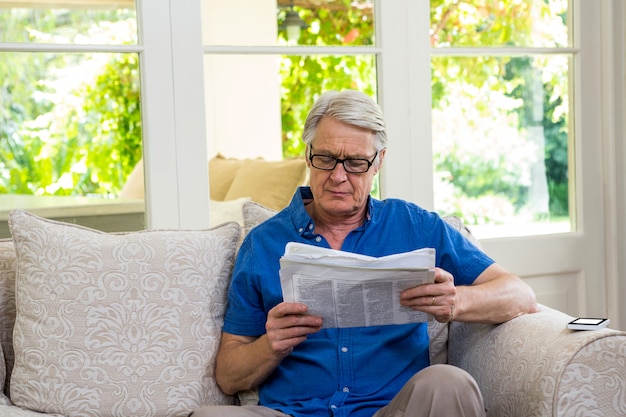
[399,267,457,323]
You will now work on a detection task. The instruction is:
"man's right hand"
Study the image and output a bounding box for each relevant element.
[265,302,323,358]
[215,302,322,395]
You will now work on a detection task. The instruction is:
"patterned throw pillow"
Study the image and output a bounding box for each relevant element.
[242,201,278,236]
[8,210,240,417]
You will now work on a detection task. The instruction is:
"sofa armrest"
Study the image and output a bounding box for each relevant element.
[448,304,626,417]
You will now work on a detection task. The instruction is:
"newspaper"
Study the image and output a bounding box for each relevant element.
[279,242,436,328]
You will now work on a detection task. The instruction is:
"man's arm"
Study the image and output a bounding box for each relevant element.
[214,332,282,395]
[215,302,322,395]
[454,263,538,323]
[400,264,538,324]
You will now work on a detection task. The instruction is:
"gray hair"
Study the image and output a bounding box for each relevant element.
[302,90,387,151]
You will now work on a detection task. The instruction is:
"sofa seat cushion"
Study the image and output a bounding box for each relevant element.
[8,210,241,417]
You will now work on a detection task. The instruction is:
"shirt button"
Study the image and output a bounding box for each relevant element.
[343,387,350,392]
[308,224,314,230]
[330,405,337,409]
[315,236,322,242]
[298,227,304,233]
[341,347,348,353]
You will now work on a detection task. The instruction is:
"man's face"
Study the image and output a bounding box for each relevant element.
[307,116,385,218]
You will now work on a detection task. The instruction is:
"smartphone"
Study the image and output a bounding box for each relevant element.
[567,317,610,331]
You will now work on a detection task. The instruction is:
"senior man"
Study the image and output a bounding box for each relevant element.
[192,90,537,417]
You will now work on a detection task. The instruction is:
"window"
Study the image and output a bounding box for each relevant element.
[0,2,143,237]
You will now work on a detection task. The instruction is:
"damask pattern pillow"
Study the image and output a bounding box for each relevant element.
[8,210,240,417]
[242,201,278,236]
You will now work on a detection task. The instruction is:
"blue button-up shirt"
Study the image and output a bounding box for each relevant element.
[223,187,494,417]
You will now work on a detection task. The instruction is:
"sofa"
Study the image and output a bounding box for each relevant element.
[1,203,625,417]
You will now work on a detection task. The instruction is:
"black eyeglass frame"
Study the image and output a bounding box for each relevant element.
[308,145,379,174]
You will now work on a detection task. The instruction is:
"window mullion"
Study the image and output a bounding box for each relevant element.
[137,0,180,229]
[377,0,434,207]
[169,0,211,229]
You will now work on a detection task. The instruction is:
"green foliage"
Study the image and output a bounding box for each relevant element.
[504,56,569,216]
[0,8,63,194]
[0,52,57,194]
[430,0,570,223]
[0,9,140,197]
[278,0,376,158]
[430,0,537,107]
[78,53,142,195]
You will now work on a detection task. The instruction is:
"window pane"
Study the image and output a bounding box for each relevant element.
[430,0,569,48]
[431,55,571,238]
[201,0,375,47]
[0,5,137,44]
[1,50,141,197]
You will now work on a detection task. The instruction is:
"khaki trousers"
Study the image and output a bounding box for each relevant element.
[191,364,486,417]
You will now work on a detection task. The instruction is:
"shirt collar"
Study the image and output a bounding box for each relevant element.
[287,186,377,237]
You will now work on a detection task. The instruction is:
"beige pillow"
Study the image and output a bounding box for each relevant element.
[208,155,246,201]
[224,158,307,211]
[8,210,240,417]
[119,155,242,201]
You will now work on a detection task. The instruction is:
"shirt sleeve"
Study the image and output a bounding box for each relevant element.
[430,214,495,285]
[222,236,272,336]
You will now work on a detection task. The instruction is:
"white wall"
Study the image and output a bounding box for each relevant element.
[201,0,283,160]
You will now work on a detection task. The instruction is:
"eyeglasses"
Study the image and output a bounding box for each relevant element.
[308,146,379,174]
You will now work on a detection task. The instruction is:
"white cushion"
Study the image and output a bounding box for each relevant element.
[8,210,240,417]
[209,197,251,228]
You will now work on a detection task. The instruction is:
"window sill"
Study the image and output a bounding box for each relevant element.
[0,194,145,238]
